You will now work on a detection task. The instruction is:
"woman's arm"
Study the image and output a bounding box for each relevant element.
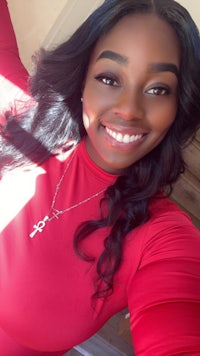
[0,0,29,117]
[127,212,200,355]
[0,0,28,89]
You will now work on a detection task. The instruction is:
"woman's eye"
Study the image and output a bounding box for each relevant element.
[146,87,170,96]
[95,74,119,87]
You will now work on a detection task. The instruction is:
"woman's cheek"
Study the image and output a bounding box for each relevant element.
[83,112,90,130]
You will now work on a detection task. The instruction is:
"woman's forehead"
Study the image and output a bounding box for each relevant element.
[90,14,180,67]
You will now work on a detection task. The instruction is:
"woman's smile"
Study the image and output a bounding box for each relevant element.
[105,127,144,144]
[102,124,147,151]
[82,13,180,174]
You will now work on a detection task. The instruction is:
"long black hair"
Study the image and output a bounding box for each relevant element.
[1,0,200,297]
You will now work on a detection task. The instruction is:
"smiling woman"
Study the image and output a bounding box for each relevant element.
[0,0,200,355]
[82,13,180,173]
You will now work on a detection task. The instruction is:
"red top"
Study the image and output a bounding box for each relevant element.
[0,1,200,354]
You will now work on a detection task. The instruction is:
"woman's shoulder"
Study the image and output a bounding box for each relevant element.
[147,195,199,236]
[123,196,200,271]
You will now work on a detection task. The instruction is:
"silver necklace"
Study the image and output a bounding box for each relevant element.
[29,148,105,238]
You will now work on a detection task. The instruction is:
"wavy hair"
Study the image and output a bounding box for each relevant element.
[1,0,200,297]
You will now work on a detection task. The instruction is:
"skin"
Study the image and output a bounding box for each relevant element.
[82,14,180,174]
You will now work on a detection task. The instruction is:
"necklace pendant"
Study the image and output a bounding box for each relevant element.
[52,210,62,219]
[29,216,49,238]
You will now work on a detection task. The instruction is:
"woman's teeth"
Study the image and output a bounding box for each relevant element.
[106,127,143,143]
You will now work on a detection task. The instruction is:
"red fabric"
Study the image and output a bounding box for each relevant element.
[0,0,28,92]
[0,1,200,354]
[0,142,200,355]
[0,0,29,124]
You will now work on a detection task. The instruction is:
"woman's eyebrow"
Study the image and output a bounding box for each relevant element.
[96,50,128,65]
[96,51,179,78]
[149,63,179,78]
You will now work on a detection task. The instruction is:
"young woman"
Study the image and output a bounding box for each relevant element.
[0,0,200,355]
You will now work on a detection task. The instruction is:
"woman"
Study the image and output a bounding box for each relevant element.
[0,0,200,355]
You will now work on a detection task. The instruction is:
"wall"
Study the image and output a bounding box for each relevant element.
[8,0,68,70]
[178,0,200,26]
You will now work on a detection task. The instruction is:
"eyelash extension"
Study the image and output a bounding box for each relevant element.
[95,74,173,95]
[95,73,120,86]
[146,85,172,96]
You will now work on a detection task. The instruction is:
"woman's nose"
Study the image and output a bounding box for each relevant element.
[112,89,144,121]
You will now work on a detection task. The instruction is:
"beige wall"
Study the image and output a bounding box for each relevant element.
[178,0,200,27]
[8,0,68,70]
[8,0,200,72]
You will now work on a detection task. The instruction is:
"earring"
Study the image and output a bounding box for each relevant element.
[81,97,83,103]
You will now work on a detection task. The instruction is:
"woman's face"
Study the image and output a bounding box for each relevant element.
[82,14,180,174]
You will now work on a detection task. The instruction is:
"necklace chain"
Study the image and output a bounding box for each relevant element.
[49,148,76,211]
[29,147,105,238]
